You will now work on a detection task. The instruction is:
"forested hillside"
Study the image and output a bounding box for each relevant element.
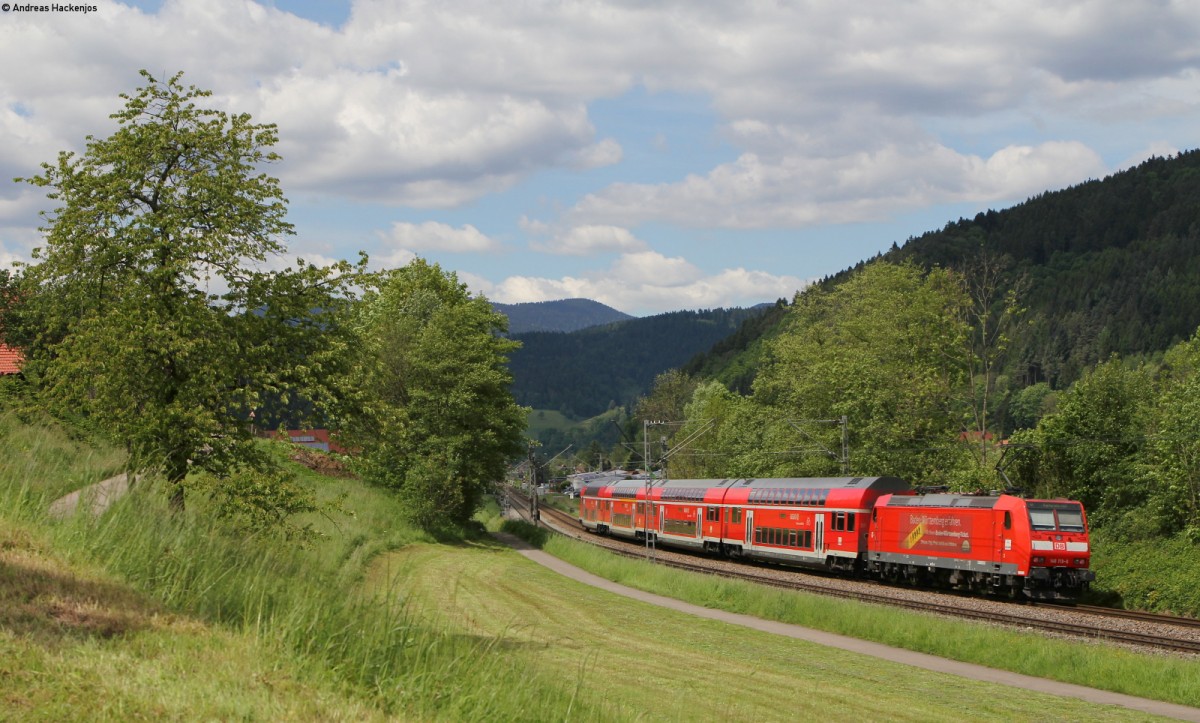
[493,298,633,333]
[508,306,768,419]
[890,151,1200,387]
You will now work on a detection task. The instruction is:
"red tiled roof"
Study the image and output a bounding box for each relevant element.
[0,344,22,375]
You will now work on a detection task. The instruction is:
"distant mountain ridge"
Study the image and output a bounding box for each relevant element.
[493,298,633,334]
[507,306,771,420]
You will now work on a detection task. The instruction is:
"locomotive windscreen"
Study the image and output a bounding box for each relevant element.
[1027,501,1086,532]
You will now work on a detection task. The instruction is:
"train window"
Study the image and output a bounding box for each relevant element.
[754,527,762,544]
[789,530,798,547]
[706,507,721,522]
[1004,511,1012,530]
[847,514,856,532]
[731,508,743,524]
[1029,508,1057,531]
[1057,506,1085,532]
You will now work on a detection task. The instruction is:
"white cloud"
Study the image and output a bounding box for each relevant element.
[4,0,1198,224]
[370,221,497,271]
[566,137,623,169]
[382,221,500,253]
[4,0,1200,297]
[531,225,646,256]
[489,250,806,315]
[563,141,1108,229]
[1118,142,1182,172]
[373,247,417,271]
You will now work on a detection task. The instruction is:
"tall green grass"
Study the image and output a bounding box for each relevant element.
[0,412,127,510]
[0,413,597,719]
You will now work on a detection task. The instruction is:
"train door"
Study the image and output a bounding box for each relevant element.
[999,509,1013,564]
[815,515,825,557]
[696,508,703,539]
[746,511,754,546]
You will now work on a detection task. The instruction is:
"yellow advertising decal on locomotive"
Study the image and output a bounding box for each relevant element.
[902,514,972,552]
[903,522,925,549]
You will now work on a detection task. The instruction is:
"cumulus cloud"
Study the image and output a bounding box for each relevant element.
[566,137,623,169]
[382,221,500,253]
[4,0,1199,223]
[563,141,1108,229]
[531,225,646,256]
[485,250,806,315]
[4,0,1200,298]
[370,221,497,271]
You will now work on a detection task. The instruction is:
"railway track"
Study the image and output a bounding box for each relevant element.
[507,488,1200,656]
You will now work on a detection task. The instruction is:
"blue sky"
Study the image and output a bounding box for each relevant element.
[2,1,1198,314]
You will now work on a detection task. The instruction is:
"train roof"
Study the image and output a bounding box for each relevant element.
[584,476,910,495]
[730,477,908,491]
[882,493,1002,509]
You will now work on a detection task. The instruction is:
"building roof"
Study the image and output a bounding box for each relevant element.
[0,344,21,375]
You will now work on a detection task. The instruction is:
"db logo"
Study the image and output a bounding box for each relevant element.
[1053,541,1067,551]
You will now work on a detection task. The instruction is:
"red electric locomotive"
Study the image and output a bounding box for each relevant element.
[868,492,1095,600]
[579,476,1096,600]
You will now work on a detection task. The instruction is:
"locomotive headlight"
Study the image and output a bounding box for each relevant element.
[1032,556,1046,564]
[1074,558,1087,566]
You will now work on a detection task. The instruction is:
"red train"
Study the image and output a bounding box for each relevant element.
[578,476,1095,600]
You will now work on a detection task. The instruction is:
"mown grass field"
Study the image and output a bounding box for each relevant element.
[524,408,577,434]
[377,539,1165,722]
[530,533,1200,710]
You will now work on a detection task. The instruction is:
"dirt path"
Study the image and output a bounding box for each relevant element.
[494,532,1200,722]
[48,473,136,519]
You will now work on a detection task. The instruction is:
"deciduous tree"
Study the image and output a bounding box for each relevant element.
[344,259,525,529]
[11,70,357,509]
[753,261,970,482]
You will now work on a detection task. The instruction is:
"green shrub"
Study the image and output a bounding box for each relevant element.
[500,518,549,547]
[1090,529,1200,615]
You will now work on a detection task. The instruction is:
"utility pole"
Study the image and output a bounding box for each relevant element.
[786,416,849,474]
[641,418,714,559]
[644,419,658,559]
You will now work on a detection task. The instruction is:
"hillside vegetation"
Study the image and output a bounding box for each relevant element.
[0,413,597,719]
[890,150,1200,388]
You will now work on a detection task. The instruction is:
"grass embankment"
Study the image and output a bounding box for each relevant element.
[0,413,600,719]
[525,535,1200,710]
[380,539,1162,722]
[483,511,1200,711]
